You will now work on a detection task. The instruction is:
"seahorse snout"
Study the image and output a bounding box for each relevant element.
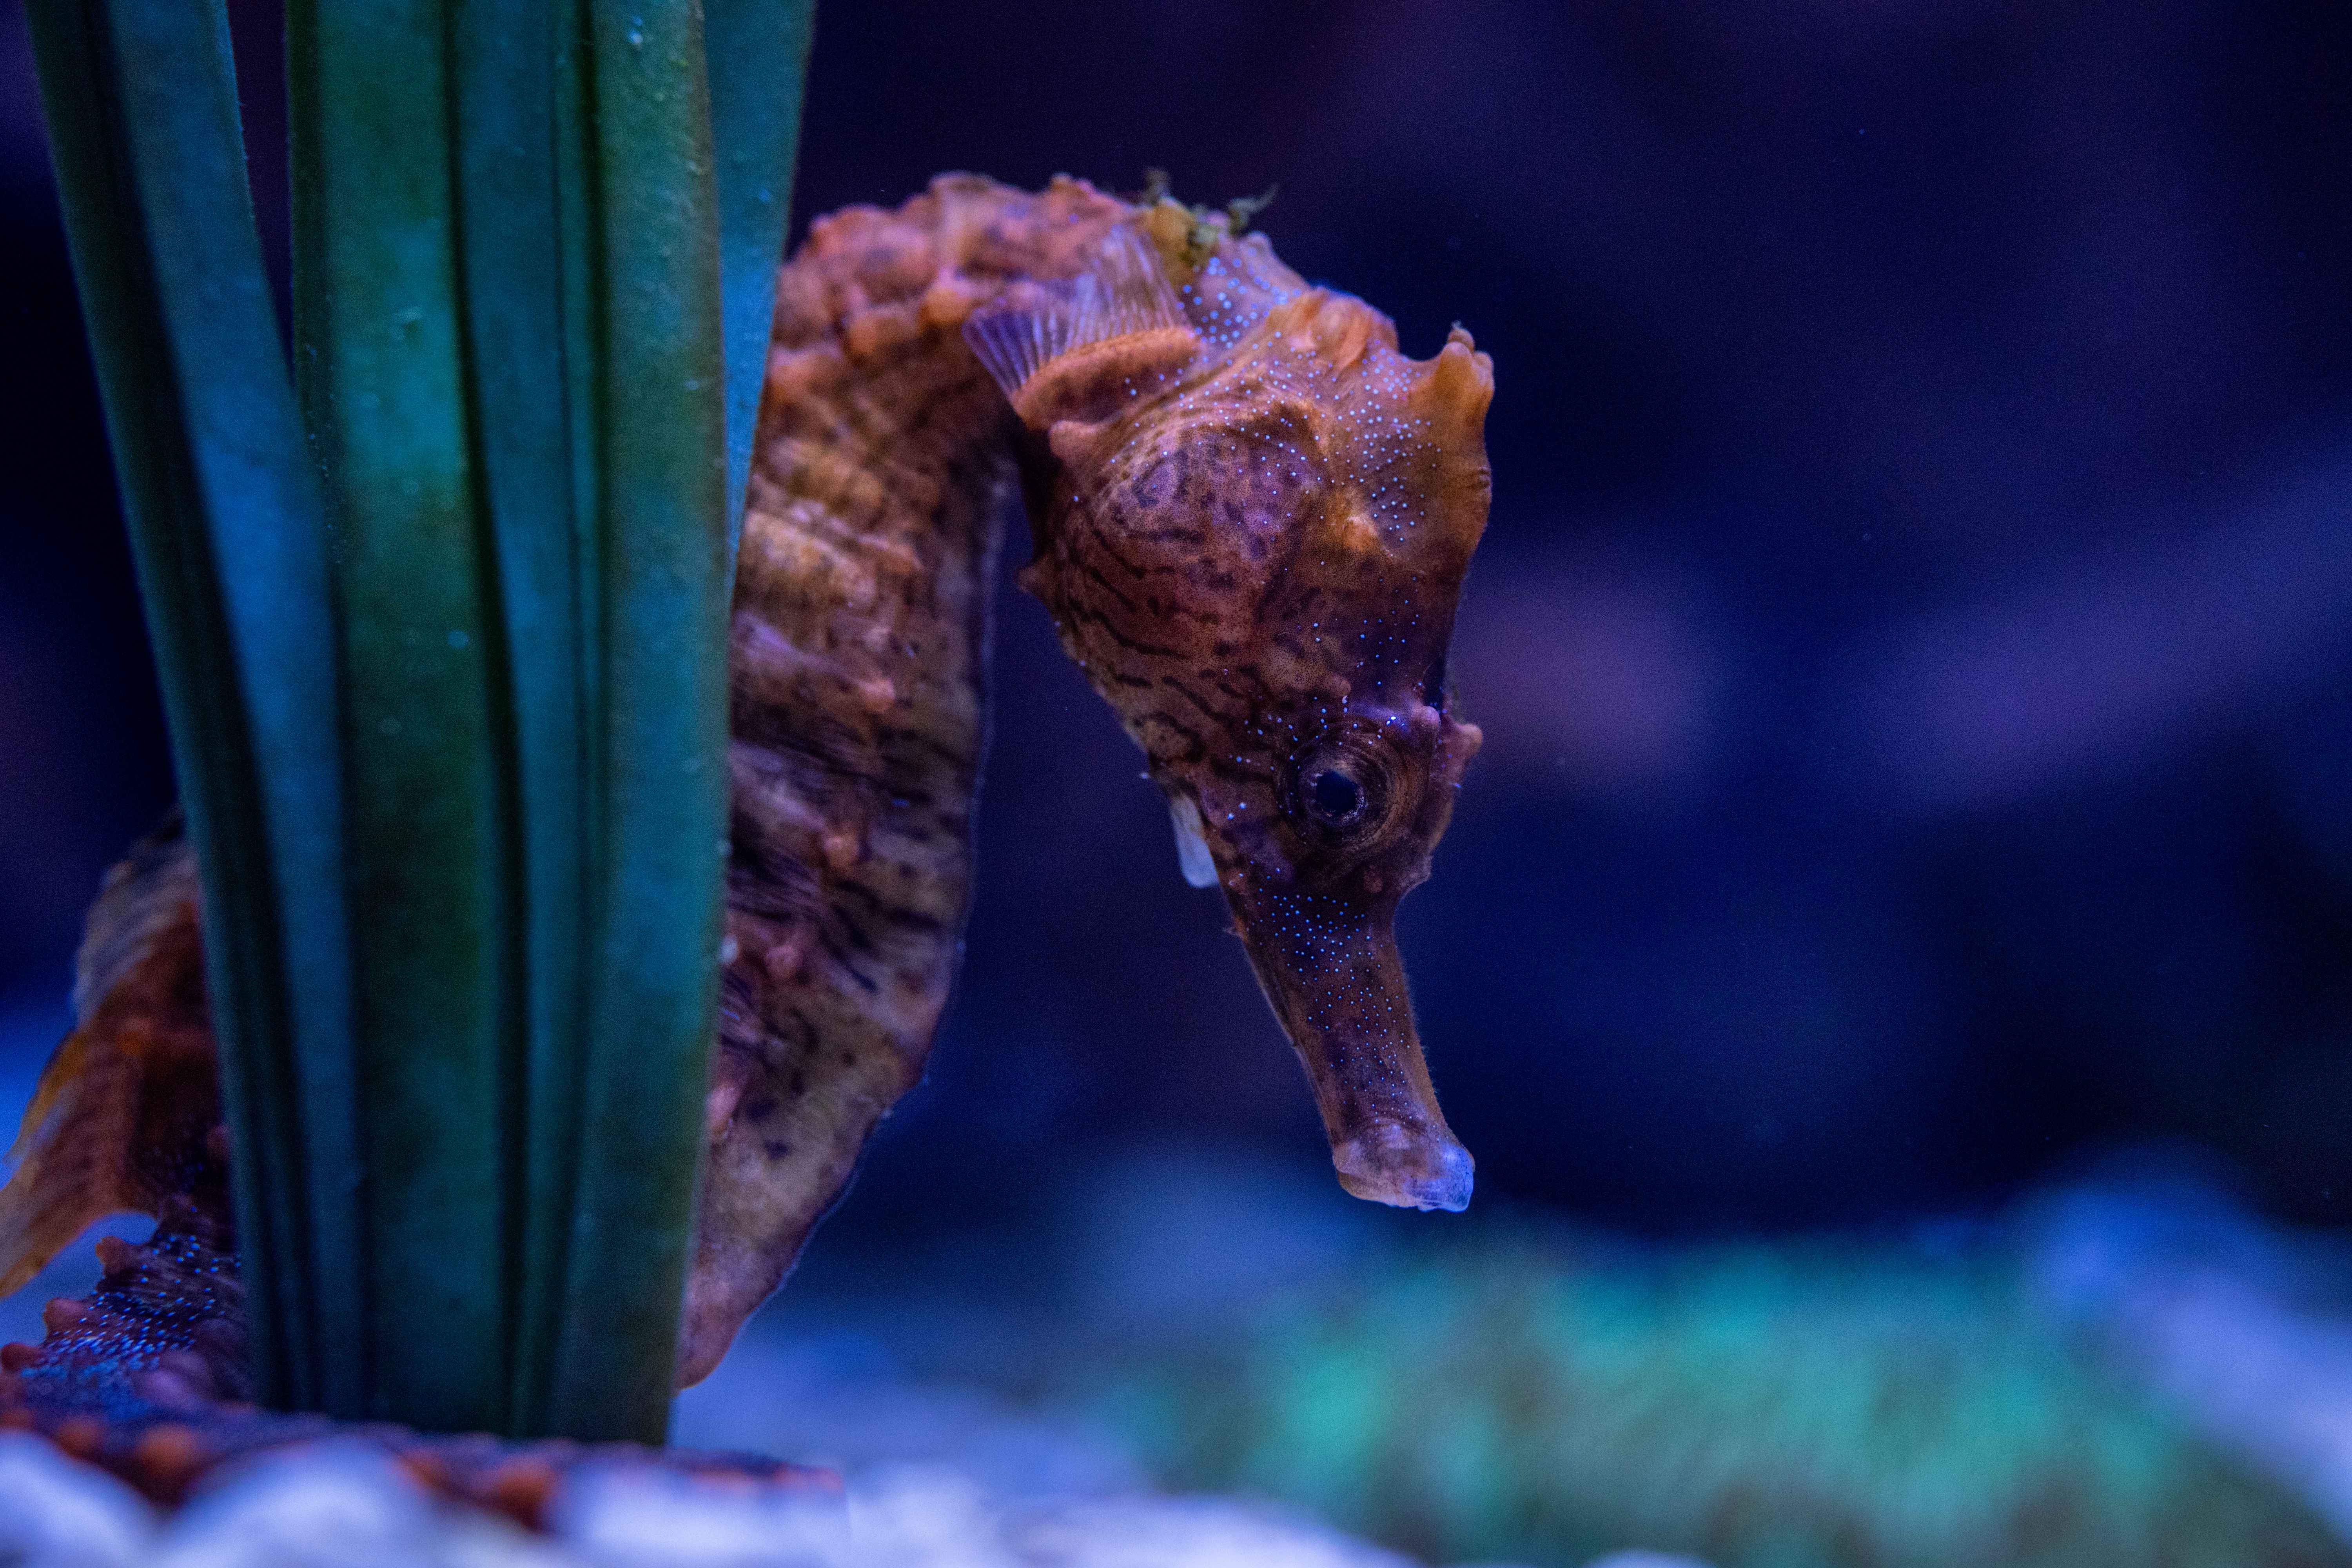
[1232,895,1474,1214]
[1334,1118,1475,1214]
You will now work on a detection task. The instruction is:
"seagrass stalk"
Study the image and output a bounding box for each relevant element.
[534,0,732,1440]
[479,0,596,1443]
[24,0,363,1417]
[289,0,521,1434]
[539,0,813,1431]
[706,0,819,554]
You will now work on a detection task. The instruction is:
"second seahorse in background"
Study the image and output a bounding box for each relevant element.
[0,174,1495,1449]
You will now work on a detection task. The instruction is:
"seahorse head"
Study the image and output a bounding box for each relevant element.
[966,212,1492,1212]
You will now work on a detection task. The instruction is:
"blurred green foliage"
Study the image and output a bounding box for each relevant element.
[1101,1237,2348,1568]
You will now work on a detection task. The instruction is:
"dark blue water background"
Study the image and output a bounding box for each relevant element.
[1,0,2347,1248]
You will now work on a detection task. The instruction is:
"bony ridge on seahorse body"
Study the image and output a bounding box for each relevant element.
[0,176,1493,1474]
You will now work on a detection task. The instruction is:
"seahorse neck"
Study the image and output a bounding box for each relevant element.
[686,175,1139,1380]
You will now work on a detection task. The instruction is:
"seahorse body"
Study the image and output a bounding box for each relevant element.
[0,176,1494,1481]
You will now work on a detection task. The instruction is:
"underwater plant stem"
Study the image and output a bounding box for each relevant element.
[705,0,818,559]
[543,0,733,1443]
[289,0,518,1433]
[24,0,362,1415]
[450,0,591,1439]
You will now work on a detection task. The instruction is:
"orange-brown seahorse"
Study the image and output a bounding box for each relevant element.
[0,175,1493,1503]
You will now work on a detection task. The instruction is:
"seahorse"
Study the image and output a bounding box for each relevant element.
[0,175,1494,1504]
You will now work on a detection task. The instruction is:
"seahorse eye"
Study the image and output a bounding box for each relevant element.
[1309,768,1366,824]
[1294,739,1396,842]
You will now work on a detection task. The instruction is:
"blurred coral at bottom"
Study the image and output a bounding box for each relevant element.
[4,1137,2352,1567]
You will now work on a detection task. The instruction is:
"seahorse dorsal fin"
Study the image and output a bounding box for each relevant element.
[963,225,1200,428]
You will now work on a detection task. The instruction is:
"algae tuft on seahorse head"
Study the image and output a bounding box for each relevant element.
[966,197,1494,1213]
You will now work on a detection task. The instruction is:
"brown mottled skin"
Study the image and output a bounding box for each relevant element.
[0,175,1494,1498]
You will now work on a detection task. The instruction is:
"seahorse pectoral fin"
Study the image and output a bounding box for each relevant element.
[1169,795,1219,889]
[1234,901,1472,1213]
